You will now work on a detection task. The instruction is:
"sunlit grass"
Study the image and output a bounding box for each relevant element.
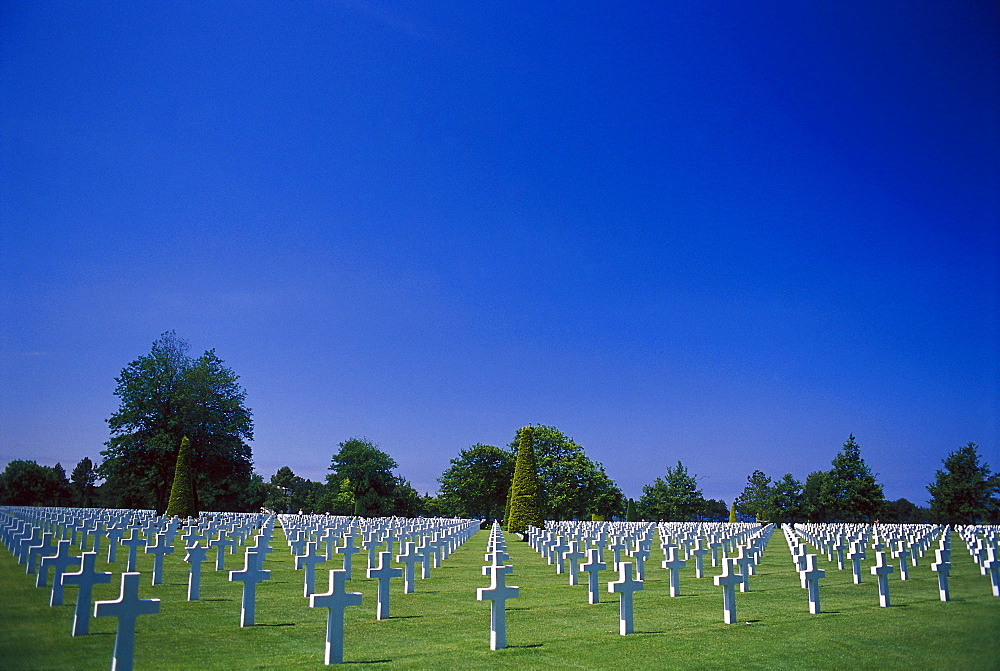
[2,526,997,669]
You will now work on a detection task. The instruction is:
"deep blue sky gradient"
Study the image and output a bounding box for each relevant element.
[2,2,997,506]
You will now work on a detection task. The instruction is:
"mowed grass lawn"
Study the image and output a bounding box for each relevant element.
[1,525,998,669]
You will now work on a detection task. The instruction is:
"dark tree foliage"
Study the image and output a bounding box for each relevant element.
[0,460,71,506]
[735,470,773,521]
[882,498,928,523]
[506,426,543,534]
[639,461,708,521]
[327,438,399,517]
[768,473,804,523]
[70,457,99,507]
[827,435,885,522]
[101,332,254,512]
[507,425,624,520]
[802,470,835,522]
[438,444,514,520]
[927,442,999,524]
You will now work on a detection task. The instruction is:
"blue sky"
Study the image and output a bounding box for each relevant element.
[2,2,997,507]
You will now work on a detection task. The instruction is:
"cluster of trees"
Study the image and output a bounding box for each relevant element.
[2,333,997,526]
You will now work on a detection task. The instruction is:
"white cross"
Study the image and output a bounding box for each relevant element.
[895,541,911,580]
[931,548,951,602]
[94,572,160,671]
[608,561,643,635]
[144,533,174,586]
[477,564,519,650]
[367,551,403,620]
[61,551,112,636]
[689,538,710,578]
[40,539,80,606]
[799,554,825,614]
[229,550,271,627]
[183,543,210,601]
[870,551,894,608]
[396,541,422,594]
[713,557,742,624]
[310,569,363,665]
[581,547,607,604]
[846,542,865,584]
[295,541,328,597]
[337,534,361,581]
[661,545,686,597]
[565,542,586,585]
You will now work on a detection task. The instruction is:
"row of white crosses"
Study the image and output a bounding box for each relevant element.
[786,522,1000,608]
[277,515,479,664]
[524,520,775,629]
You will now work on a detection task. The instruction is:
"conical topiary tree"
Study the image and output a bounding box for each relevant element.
[625,498,640,522]
[166,436,198,519]
[729,502,737,523]
[506,426,543,537]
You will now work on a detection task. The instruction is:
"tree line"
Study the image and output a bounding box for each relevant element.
[2,333,997,525]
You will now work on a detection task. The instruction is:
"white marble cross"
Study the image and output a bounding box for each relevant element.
[61,551,112,636]
[631,542,650,581]
[800,554,825,614]
[895,541,911,581]
[477,564,519,650]
[396,541,422,594]
[608,561,643,635]
[713,557,742,624]
[229,550,271,627]
[338,534,361,581]
[310,569,363,665]
[41,539,81,606]
[209,533,237,571]
[931,547,951,602]
[184,543,210,601]
[870,551,894,607]
[846,542,865,584]
[367,551,403,620]
[120,532,146,573]
[565,542,586,586]
[661,545,686,597]
[689,538,709,578]
[94,572,161,671]
[144,533,174,586]
[984,547,1000,597]
[581,547,607,604]
[295,541,328,598]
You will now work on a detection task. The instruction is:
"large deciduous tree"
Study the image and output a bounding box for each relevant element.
[438,444,514,520]
[927,442,999,523]
[639,461,707,521]
[507,425,624,520]
[100,332,254,513]
[0,460,71,506]
[327,438,399,517]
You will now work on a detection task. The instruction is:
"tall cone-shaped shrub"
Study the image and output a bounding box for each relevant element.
[166,436,198,519]
[506,426,543,536]
[729,502,737,523]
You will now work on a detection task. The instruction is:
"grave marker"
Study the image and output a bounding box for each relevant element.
[310,569,363,665]
[94,572,160,671]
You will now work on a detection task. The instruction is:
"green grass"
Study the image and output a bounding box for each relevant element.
[1,526,998,669]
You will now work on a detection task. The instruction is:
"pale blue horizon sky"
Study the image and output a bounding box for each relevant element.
[2,1,997,507]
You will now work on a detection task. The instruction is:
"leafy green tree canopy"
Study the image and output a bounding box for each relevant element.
[165,436,197,518]
[639,460,707,521]
[327,438,399,517]
[438,444,514,520]
[0,460,71,507]
[100,332,254,512]
[927,442,999,524]
[70,457,99,507]
[508,425,624,520]
[735,469,773,522]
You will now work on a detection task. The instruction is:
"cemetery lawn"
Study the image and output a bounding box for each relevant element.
[2,528,998,670]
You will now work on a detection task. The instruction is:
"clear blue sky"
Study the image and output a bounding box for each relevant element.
[2,2,997,507]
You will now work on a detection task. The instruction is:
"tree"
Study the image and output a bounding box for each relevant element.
[625,498,640,522]
[506,426,543,535]
[70,457,99,507]
[100,332,254,512]
[165,437,197,518]
[802,470,834,522]
[882,498,927,523]
[827,435,885,522]
[735,470,773,522]
[638,461,707,521]
[768,473,804,523]
[438,444,514,520]
[508,425,624,520]
[327,438,398,517]
[0,460,71,506]
[927,442,999,524]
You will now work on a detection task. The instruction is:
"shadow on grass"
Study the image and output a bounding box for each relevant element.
[506,644,543,649]
[389,615,422,620]
[346,659,392,664]
[199,598,233,602]
[255,622,296,627]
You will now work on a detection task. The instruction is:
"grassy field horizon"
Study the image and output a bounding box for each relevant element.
[2,520,998,669]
